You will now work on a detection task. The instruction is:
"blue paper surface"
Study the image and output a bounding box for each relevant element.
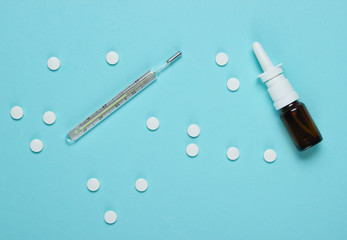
[1,0,347,239]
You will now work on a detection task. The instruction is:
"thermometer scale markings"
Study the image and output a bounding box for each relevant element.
[74,72,155,135]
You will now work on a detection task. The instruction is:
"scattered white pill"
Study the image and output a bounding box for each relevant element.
[43,111,56,125]
[30,139,43,153]
[227,78,240,91]
[47,57,60,71]
[264,149,277,163]
[104,210,117,224]
[186,143,199,157]
[227,147,240,161]
[216,52,228,66]
[106,51,119,65]
[87,178,100,192]
[187,124,200,138]
[10,106,23,120]
[146,117,159,131]
[135,178,148,192]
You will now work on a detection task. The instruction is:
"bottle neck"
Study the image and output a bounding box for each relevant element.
[280,100,300,112]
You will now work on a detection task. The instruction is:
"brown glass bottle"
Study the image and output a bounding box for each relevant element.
[280,100,322,151]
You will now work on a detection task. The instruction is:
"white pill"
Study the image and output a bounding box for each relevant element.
[30,139,43,153]
[87,178,100,192]
[104,210,117,224]
[216,52,228,66]
[227,78,240,91]
[10,106,23,120]
[187,124,200,138]
[227,147,239,161]
[135,178,148,192]
[106,51,119,65]
[264,149,277,163]
[47,57,60,71]
[186,143,199,157]
[43,111,56,125]
[146,117,159,131]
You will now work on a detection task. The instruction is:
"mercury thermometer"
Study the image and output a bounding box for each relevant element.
[66,51,182,144]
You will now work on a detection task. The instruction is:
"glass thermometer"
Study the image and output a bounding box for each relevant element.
[66,51,182,144]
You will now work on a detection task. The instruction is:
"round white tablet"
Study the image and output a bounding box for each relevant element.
[87,178,100,192]
[227,78,240,91]
[43,111,56,125]
[30,139,43,153]
[106,51,119,65]
[135,178,148,192]
[104,210,117,224]
[264,149,277,163]
[216,52,228,66]
[227,147,239,161]
[10,106,23,120]
[186,143,199,157]
[187,124,200,138]
[47,57,60,71]
[146,117,159,131]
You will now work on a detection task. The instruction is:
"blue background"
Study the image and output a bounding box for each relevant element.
[1,0,346,239]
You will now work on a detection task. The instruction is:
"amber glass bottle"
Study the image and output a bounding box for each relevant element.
[280,101,322,150]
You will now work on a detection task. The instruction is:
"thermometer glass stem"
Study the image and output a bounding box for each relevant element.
[66,51,181,144]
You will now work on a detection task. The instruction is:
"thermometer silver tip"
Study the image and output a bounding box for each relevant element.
[154,51,182,74]
[167,51,182,64]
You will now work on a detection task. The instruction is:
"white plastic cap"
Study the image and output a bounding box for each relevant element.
[253,42,299,110]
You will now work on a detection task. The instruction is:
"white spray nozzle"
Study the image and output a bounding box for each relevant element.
[252,42,274,71]
[252,41,299,110]
[252,42,283,83]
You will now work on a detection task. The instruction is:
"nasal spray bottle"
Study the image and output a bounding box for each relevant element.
[253,42,322,151]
